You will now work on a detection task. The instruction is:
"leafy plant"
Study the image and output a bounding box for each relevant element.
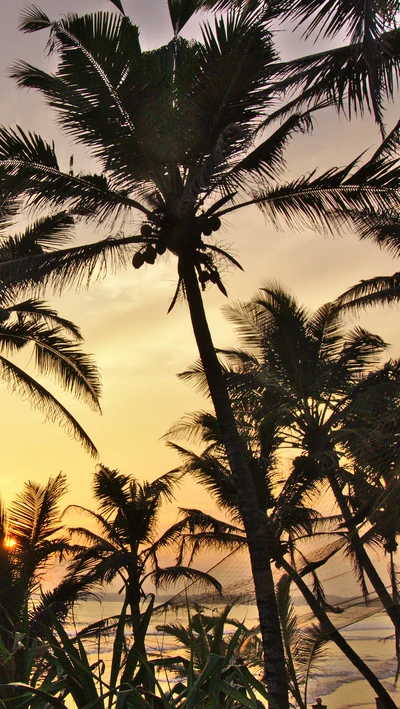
[4,598,271,709]
[156,602,262,675]
[276,575,330,709]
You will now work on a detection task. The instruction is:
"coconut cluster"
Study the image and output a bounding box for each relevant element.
[132,215,222,273]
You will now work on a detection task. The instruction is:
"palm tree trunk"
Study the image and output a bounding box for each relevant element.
[179,253,289,709]
[126,580,156,692]
[329,473,400,635]
[280,558,397,709]
[126,576,145,653]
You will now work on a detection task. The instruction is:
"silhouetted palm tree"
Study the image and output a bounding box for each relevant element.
[166,385,398,707]
[0,473,103,705]
[0,213,101,454]
[66,465,221,656]
[0,473,70,639]
[188,282,400,649]
[1,3,400,703]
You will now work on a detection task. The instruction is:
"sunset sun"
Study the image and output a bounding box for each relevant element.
[4,537,17,549]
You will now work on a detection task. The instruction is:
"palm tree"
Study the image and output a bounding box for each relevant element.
[165,395,398,707]
[0,473,76,642]
[0,473,111,707]
[65,465,221,656]
[0,213,101,454]
[1,4,400,703]
[198,283,400,640]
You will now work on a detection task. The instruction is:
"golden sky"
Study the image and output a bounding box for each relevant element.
[1,0,399,533]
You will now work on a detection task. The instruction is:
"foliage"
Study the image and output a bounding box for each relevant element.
[156,603,263,674]
[2,1,400,704]
[275,575,330,709]
[64,466,222,645]
[167,280,400,702]
[176,281,400,587]
[0,4,399,298]
[0,474,101,703]
[3,599,272,709]
[0,216,101,454]
[0,474,70,638]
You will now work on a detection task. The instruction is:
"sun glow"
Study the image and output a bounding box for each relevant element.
[4,537,17,549]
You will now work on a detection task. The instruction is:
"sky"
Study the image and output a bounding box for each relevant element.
[1,0,399,537]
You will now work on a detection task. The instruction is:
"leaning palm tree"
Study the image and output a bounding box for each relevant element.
[0,213,101,454]
[165,392,398,707]
[65,465,221,657]
[195,283,400,649]
[1,4,400,703]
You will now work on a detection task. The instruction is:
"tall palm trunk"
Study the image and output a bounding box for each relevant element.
[127,568,146,655]
[179,253,289,709]
[280,558,397,709]
[328,474,400,637]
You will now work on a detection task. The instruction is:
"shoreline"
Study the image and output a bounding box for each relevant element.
[72,600,399,709]
[316,676,400,709]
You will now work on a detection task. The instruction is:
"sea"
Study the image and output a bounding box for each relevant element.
[66,595,400,709]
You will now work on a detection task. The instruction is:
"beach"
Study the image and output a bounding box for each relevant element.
[68,596,399,709]
[308,613,400,709]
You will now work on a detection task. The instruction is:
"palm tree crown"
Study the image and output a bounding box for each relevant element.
[66,465,221,644]
[0,4,399,296]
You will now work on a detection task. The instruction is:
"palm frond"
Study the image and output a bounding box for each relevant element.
[0,125,151,219]
[336,273,400,312]
[170,444,239,515]
[168,0,203,35]
[4,299,83,339]
[279,0,397,43]
[150,564,222,594]
[2,322,102,409]
[0,212,75,265]
[9,473,67,546]
[144,469,183,504]
[219,153,400,235]
[92,466,131,517]
[0,231,141,294]
[0,354,98,455]
[269,27,400,131]
[164,410,222,446]
[30,574,100,635]
[223,111,314,189]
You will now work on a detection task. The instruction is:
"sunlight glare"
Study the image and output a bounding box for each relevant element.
[4,537,16,549]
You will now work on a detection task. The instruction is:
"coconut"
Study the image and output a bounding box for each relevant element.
[140,223,153,237]
[202,223,213,237]
[143,245,157,264]
[209,216,221,232]
[132,251,145,269]
[156,240,167,255]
